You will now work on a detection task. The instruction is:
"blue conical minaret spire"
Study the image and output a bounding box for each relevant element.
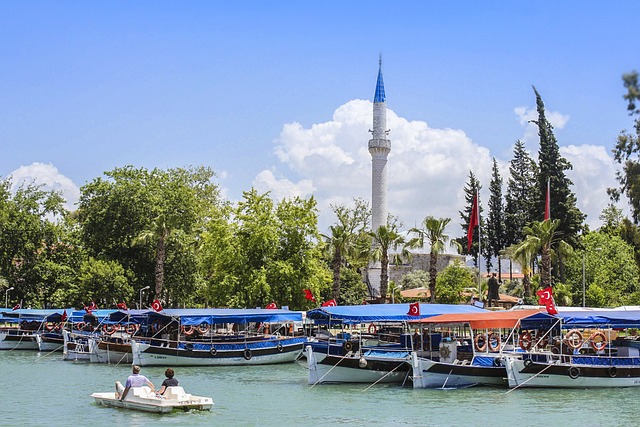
[374,55,386,103]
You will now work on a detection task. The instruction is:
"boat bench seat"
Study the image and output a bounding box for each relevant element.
[164,386,191,401]
[132,386,154,398]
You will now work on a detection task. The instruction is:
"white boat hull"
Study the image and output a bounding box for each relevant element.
[132,337,306,366]
[505,356,640,388]
[0,331,39,350]
[410,352,507,388]
[91,387,213,413]
[88,338,133,364]
[306,345,410,385]
[35,334,64,352]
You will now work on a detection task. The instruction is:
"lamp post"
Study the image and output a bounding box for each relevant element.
[139,286,150,309]
[5,287,14,308]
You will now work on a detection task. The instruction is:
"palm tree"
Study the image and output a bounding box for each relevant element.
[369,224,411,302]
[132,214,177,299]
[321,224,352,301]
[501,243,535,299]
[513,219,572,289]
[409,217,460,303]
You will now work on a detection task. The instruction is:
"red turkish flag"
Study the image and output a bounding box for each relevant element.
[303,289,316,302]
[265,302,278,309]
[407,302,420,316]
[536,287,553,305]
[61,309,67,322]
[321,299,337,307]
[12,302,21,311]
[467,193,479,252]
[116,302,128,310]
[151,299,163,312]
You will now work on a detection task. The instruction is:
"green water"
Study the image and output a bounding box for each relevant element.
[2,350,638,426]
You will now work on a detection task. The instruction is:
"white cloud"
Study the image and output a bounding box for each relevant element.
[257,99,621,236]
[9,162,80,211]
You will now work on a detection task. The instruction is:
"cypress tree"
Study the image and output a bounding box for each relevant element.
[457,171,485,267]
[487,158,505,277]
[504,139,538,246]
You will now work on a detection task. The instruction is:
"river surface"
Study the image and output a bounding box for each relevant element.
[2,349,638,426]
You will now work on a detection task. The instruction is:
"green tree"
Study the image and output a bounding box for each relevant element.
[399,270,430,290]
[409,217,459,303]
[532,87,585,253]
[457,171,484,267]
[435,260,474,304]
[369,224,410,301]
[609,71,640,222]
[501,242,535,300]
[64,258,133,308]
[486,158,505,276]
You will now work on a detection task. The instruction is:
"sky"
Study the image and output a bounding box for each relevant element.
[1,1,638,238]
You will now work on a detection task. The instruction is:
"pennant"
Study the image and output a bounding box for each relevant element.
[151,299,163,312]
[116,302,128,310]
[303,289,316,302]
[467,193,479,252]
[265,302,278,309]
[12,301,21,311]
[407,302,420,316]
[544,178,551,221]
[61,309,67,322]
[321,299,337,307]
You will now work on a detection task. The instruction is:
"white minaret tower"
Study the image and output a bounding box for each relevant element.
[367,56,391,298]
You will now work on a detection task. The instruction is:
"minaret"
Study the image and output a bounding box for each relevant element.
[367,57,391,298]
[369,57,391,237]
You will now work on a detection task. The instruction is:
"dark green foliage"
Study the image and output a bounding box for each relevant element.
[457,171,485,267]
[486,158,505,274]
[504,140,538,246]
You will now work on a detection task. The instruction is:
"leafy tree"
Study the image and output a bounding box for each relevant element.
[399,269,430,290]
[609,71,640,222]
[486,158,506,276]
[369,224,410,301]
[532,87,585,253]
[435,260,474,304]
[409,217,459,303]
[60,257,133,308]
[564,231,640,307]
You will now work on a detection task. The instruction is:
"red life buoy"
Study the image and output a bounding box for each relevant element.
[488,332,501,352]
[182,325,195,336]
[368,323,377,334]
[75,322,85,331]
[589,331,607,352]
[103,324,117,335]
[520,331,532,351]
[474,333,487,352]
[45,322,55,331]
[125,324,138,335]
[564,329,584,349]
[197,323,210,335]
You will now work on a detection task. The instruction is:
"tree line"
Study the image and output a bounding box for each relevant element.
[3,76,640,309]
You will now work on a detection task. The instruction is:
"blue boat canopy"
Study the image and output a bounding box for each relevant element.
[307,304,486,325]
[555,308,640,329]
[146,308,303,325]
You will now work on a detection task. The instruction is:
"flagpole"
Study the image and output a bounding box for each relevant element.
[476,188,482,303]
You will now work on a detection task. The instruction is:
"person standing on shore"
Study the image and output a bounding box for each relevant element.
[487,273,500,308]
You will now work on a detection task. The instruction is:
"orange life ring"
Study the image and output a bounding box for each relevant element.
[197,323,210,335]
[45,322,55,331]
[75,322,85,331]
[564,329,584,349]
[488,332,501,352]
[181,325,195,336]
[368,323,377,334]
[474,333,487,352]
[519,331,533,351]
[125,324,138,335]
[589,331,607,352]
[103,324,117,335]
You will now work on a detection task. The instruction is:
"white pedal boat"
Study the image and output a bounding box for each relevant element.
[91,386,213,413]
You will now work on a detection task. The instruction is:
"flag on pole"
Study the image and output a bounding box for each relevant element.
[61,309,67,322]
[321,299,337,307]
[265,302,278,309]
[303,289,316,302]
[116,302,128,310]
[12,301,21,311]
[536,286,558,315]
[544,178,551,221]
[467,193,479,252]
[151,299,163,312]
[407,302,420,316]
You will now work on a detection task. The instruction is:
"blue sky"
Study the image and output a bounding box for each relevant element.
[1,1,637,235]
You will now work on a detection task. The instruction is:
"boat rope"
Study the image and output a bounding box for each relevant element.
[362,360,406,392]
[440,367,455,389]
[8,329,27,352]
[309,356,345,389]
[35,344,63,361]
[504,361,554,394]
[114,348,130,367]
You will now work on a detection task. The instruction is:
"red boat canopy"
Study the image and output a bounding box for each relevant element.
[409,309,551,329]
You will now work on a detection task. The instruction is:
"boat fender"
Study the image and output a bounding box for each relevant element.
[210,346,217,356]
[474,333,487,352]
[243,348,252,360]
[368,323,377,334]
[358,357,368,368]
[608,366,617,378]
[342,341,354,355]
[568,366,580,379]
[589,331,607,352]
[277,342,283,352]
[524,358,533,367]
[493,358,502,367]
[519,331,533,351]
